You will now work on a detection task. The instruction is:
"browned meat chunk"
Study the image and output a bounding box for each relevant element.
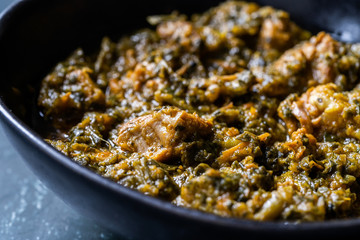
[116,107,213,162]
[157,20,201,52]
[257,7,309,52]
[253,32,360,96]
[278,83,360,140]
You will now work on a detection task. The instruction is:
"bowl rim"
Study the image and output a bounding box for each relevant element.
[1,0,360,234]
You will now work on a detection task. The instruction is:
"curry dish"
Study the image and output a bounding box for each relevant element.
[38,1,360,221]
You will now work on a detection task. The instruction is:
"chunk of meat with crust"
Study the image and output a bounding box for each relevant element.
[278,83,360,140]
[253,32,350,96]
[116,107,213,162]
[157,20,201,52]
[257,8,310,52]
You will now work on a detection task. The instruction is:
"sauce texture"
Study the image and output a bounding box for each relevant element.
[38,1,360,221]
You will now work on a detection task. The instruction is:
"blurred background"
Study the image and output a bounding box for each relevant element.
[0,1,118,239]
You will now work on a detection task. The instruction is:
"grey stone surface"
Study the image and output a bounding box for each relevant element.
[0,127,119,240]
[0,1,120,239]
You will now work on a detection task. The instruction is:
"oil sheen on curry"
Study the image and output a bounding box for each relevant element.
[38,1,360,221]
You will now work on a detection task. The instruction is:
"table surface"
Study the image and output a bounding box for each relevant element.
[0,1,120,239]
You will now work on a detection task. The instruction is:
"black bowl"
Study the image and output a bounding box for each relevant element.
[1,0,360,239]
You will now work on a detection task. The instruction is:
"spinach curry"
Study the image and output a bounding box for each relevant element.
[38,1,360,221]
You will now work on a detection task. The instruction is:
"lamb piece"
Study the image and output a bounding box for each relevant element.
[116,107,213,162]
[253,32,360,96]
[278,83,360,140]
[195,1,308,45]
[157,20,201,52]
[256,7,310,52]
